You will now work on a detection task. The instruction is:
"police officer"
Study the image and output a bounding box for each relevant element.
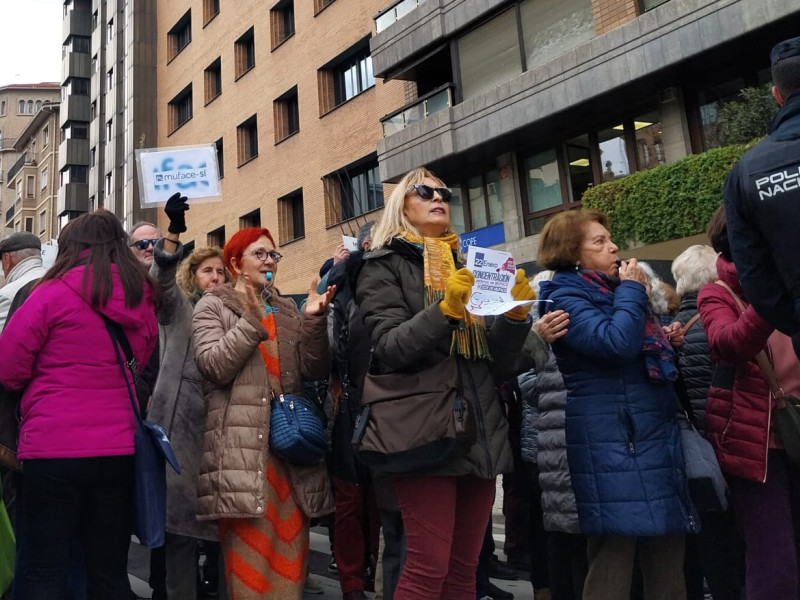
[725,36,800,357]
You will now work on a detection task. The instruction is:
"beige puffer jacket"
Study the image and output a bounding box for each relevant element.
[192,284,333,520]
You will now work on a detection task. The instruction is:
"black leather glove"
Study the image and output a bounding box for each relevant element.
[164,192,189,234]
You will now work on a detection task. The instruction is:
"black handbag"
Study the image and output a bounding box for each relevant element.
[352,354,476,475]
[102,317,180,549]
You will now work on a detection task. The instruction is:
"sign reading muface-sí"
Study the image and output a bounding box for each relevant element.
[136,145,221,205]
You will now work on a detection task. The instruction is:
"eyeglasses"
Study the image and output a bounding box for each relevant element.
[130,239,159,250]
[249,249,283,263]
[406,184,453,203]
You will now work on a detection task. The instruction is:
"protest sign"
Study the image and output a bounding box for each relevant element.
[465,246,535,316]
[342,236,358,252]
[136,145,220,206]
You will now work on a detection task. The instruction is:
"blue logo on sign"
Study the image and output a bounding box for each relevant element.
[153,157,210,191]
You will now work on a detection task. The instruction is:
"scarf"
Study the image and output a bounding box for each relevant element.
[399,232,491,361]
[579,269,677,382]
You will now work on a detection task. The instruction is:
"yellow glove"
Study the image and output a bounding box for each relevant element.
[505,268,536,321]
[440,268,475,320]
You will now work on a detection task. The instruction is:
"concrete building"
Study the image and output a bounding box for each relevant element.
[0,84,61,235]
[370,0,800,265]
[60,0,157,230]
[5,103,61,242]
[156,0,407,294]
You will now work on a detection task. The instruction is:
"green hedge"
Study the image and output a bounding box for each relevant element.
[581,144,748,248]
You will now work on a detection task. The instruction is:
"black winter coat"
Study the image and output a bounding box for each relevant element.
[355,238,531,478]
[672,292,713,434]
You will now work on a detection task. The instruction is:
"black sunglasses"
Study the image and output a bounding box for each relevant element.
[130,239,159,250]
[406,184,453,203]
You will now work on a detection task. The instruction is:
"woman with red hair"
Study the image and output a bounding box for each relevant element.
[192,227,335,598]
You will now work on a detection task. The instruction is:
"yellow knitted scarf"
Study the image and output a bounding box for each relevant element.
[399,231,491,361]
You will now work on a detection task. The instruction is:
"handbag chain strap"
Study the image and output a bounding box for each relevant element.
[714,280,787,408]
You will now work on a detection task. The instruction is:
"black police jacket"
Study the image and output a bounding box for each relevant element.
[724,93,800,336]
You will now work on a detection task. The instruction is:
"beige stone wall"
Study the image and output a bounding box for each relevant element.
[156,0,406,294]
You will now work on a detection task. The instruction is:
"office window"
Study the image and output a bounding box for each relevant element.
[207,226,225,247]
[270,0,295,49]
[234,27,256,79]
[18,100,24,114]
[63,122,88,140]
[67,35,91,54]
[519,0,593,71]
[26,176,35,198]
[66,77,90,96]
[214,138,224,178]
[39,210,47,235]
[278,189,304,243]
[92,10,98,30]
[107,68,114,91]
[41,167,48,191]
[24,217,33,233]
[91,101,96,120]
[168,10,192,60]
[0,101,5,115]
[42,126,49,147]
[319,39,375,114]
[598,126,631,181]
[324,156,383,224]
[314,0,336,13]
[60,166,88,185]
[458,9,522,101]
[203,0,220,25]
[236,115,258,165]
[240,209,261,229]
[274,86,299,143]
[90,147,96,167]
[35,101,41,112]
[91,55,98,73]
[27,101,33,114]
[107,18,114,43]
[168,84,193,132]
[106,119,113,142]
[105,172,113,196]
[204,58,222,104]
[467,169,502,230]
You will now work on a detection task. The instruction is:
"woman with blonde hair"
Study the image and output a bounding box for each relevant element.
[356,166,536,599]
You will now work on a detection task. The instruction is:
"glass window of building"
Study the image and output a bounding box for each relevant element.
[524,149,561,214]
[519,0,593,70]
[598,126,630,182]
[467,169,502,230]
[633,110,665,170]
[458,9,522,101]
[565,135,593,202]
[698,77,745,150]
[449,186,466,234]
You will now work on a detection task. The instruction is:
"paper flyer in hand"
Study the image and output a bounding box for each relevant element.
[465,246,534,316]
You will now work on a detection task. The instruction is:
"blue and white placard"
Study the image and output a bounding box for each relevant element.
[136,145,221,205]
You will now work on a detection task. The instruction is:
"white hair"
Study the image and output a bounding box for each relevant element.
[639,261,669,315]
[671,245,718,297]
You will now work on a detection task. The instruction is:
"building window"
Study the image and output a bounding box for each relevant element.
[466,169,502,230]
[42,126,49,147]
[207,225,226,247]
[24,217,33,233]
[91,55,98,73]
[278,189,304,243]
[60,166,88,185]
[107,68,114,91]
[274,86,299,143]
[27,101,34,114]
[41,167,48,191]
[168,84,193,133]
[35,101,42,113]
[26,176,35,198]
[203,0,220,25]
[324,156,383,224]
[168,10,192,61]
[66,77,90,96]
[598,126,631,182]
[92,9,98,30]
[240,209,261,229]
[236,115,258,165]
[106,119,113,142]
[107,18,114,43]
[0,101,5,115]
[90,147,96,167]
[519,0,593,72]
[64,122,88,140]
[234,27,256,79]
[39,210,47,235]
[18,100,24,114]
[641,0,670,10]
[270,0,295,49]
[214,138,224,178]
[105,172,113,196]
[204,58,222,104]
[458,9,522,101]
[66,35,91,54]
[314,0,336,13]
[319,38,375,114]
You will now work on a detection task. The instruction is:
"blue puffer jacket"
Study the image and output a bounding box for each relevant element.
[539,271,697,537]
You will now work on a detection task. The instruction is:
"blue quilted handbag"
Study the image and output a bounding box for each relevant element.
[269,394,327,466]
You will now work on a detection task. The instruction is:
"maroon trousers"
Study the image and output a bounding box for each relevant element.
[332,478,380,594]
[393,475,496,600]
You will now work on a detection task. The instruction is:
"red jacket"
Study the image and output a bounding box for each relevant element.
[697,256,775,483]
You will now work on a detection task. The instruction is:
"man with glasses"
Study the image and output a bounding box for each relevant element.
[129,222,162,267]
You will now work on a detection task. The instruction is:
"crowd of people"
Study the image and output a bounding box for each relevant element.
[1,34,800,600]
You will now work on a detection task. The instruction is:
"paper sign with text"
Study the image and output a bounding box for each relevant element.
[342,236,358,252]
[136,145,221,206]
[465,246,534,316]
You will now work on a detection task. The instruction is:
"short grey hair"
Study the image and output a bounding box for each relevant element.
[671,245,718,297]
[357,221,376,250]
[639,261,669,315]
[129,221,162,238]
[8,248,40,262]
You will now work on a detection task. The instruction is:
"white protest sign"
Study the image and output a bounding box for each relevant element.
[41,240,58,269]
[342,235,358,252]
[465,246,534,316]
[136,144,221,206]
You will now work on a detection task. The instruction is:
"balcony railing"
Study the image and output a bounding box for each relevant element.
[381,84,453,136]
[5,206,14,224]
[375,0,428,33]
[0,137,16,151]
[6,152,37,183]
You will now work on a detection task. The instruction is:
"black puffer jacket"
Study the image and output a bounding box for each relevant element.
[672,292,713,434]
[355,238,531,478]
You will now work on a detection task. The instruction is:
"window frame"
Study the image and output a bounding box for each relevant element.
[204,57,223,105]
[236,114,259,166]
[278,189,305,244]
[234,27,256,80]
[203,0,220,26]
[270,0,295,50]
[168,83,193,133]
[168,10,192,62]
[273,86,299,143]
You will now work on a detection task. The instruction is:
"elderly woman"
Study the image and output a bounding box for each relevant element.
[537,210,695,600]
[192,227,334,599]
[698,206,800,600]
[355,167,534,599]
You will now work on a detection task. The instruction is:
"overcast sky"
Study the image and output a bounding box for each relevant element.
[0,0,63,86]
